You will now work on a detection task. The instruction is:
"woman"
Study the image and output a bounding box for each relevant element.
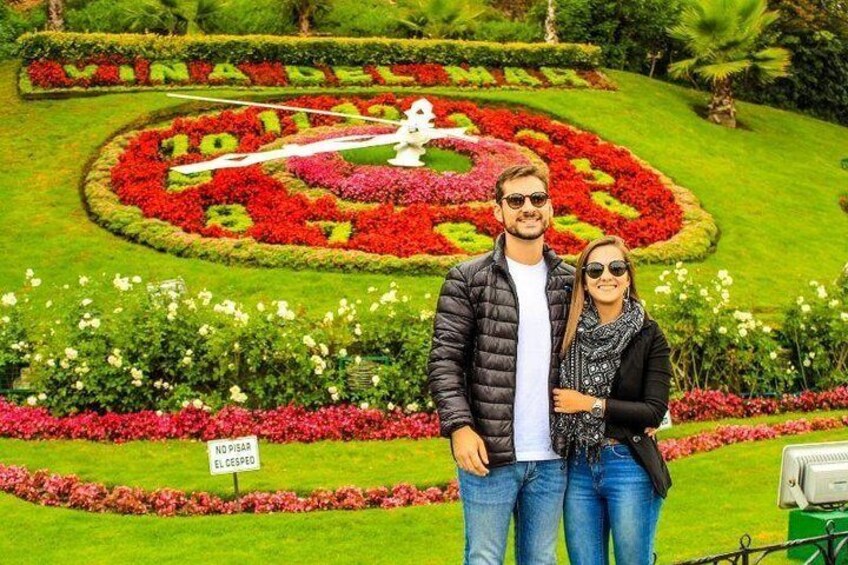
[552,236,672,565]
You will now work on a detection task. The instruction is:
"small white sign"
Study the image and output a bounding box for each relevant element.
[207,436,261,475]
[658,410,673,431]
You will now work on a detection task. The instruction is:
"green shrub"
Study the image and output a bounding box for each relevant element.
[17,31,603,68]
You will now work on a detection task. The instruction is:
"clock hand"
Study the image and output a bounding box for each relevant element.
[166,94,404,127]
[170,132,404,174]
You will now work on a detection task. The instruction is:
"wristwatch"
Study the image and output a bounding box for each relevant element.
[590,398,604,418]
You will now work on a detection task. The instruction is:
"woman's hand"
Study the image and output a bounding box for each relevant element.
[553,389,596,414]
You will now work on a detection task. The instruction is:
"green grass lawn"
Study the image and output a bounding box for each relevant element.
[2,426,847,563]
[1,62,847,318]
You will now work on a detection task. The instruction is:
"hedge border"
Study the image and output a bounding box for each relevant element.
[17,32,602,68]
[82,99,717,275]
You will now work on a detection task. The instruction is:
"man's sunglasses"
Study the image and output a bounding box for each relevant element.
[500,192,549,210]
[582,260,629,279]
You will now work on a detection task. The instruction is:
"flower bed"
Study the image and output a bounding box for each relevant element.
[21,60,613,95]
[3,388,847,444]
[1,416,845,516]
[84,94,716,274]
[17,32,606,96]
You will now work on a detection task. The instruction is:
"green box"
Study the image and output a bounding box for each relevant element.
[788,509,848,563]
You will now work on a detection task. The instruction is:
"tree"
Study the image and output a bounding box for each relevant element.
[47,0,64,31]
[544,0,559,43]
[669,0,791,128]
[397,0,486,39]
[289,0,330,36]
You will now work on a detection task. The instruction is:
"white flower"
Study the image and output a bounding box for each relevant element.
[275,300,295,320]
[78,276,89,286]
[198,290,213,305]
[699,288,709,297]
[801,304,811,314]
[331,393,340,402]
[81,298,92,307]
[360,402,370,410]
[192,399,203,409]
[90,318,101,329]
[808,351,816,359]
[73,380,84,390]
[45,300,53,308]
[717,269,729,280]
[371,375,380,386]
[256,302,266,312]
[1,293,17,307]
[406,402,419,413]
[718,327,727,335]
[132,276,142,284]
[181,400,190,408]
[354,324,362,336]
[319,343,329,356]
[38,392,46,401]
[338,348,348,357]
[228,385,247,403]
[841,312,848,322]
[354,355,362,365]
[367,286,377,293]
[30,278,42,288]
[369,303,379,312]
[796,296,805,305]
[419,310,434,321]
[654,286,671,295]
[199,325,210,336]
[302,335,316,348]
[762,325,772,334]
[738,327,748,338]
[424,293,432,299]
[678,293,688,301]
[323,311,334,324]
[803,359,811,367]
[25,268,34,279]
[327,386,338,395]
[131,379,142,387]
[131,367,143,380]
[26,395,37,406]
[380,290,398,304]
[387,402,396,411]
[65,347,78,360]
[113,274,131,292]
[829,300,840,308]
[107,354,122,368]
[817,286,828,299]
[78,320,86,330]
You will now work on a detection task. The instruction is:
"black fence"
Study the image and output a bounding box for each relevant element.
[673,520,848,565]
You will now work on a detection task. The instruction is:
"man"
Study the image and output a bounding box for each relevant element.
[428,165,575,564]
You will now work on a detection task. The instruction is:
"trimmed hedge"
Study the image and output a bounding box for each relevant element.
[17,32,603,68]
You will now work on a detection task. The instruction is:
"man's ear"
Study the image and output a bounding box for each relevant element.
[492,201,503,223]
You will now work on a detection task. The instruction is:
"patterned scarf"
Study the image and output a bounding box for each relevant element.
[552,298,645,462]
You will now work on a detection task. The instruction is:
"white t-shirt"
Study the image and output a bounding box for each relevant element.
[506,256,559,461]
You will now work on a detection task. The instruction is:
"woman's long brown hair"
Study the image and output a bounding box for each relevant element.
[561,236,642,355]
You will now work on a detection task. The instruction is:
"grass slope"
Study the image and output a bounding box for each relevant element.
[1,63,846,317]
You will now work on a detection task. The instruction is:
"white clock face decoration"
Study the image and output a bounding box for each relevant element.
[167,94,478,175]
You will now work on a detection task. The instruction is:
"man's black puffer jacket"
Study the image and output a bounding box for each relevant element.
[427,234,575,468]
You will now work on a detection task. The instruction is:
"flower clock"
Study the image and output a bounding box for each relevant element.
[85,94,717,273]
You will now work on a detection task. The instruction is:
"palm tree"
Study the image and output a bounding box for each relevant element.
[397,0,485,40]
[668,0,791,128]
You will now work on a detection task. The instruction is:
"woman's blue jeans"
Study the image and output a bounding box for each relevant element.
[564,444,663,565]
[458,459,568,565]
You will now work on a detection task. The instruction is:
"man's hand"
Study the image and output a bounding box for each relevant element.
[645,427,658,439]
[451,425,489,476]
[552,388,595,414]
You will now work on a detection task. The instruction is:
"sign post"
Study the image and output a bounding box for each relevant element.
[207,435,261,506]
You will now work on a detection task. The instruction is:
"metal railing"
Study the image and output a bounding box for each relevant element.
[673,520,848,565]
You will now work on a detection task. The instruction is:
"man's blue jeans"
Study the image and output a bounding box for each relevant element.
[458,459,568,565]
[564,444,663,565]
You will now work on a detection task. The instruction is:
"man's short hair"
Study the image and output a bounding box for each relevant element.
[494,165,549,202]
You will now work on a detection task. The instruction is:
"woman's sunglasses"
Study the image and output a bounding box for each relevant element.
[582,260,629,279]
[500,192,549,210]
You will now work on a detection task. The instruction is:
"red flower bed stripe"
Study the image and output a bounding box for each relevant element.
[1,416,845,516]
[3,388,848,444]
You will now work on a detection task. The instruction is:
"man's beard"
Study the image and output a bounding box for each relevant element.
[505,214,549,241]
